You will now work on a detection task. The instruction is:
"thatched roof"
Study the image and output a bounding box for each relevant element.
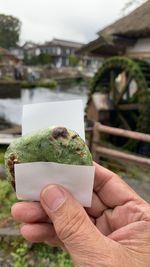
[99,0,150,38]
[77,1,150,55]
[77,34,135,56]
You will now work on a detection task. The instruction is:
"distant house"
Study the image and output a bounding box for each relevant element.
[0,47,21,79]
[0,47,19,64]
[10,45,25,61]
[78,1,150,61]
[22,41,38,51]
[10,42,38,61]
[22,41,41,59]
[25,38,84,68]
[9,38,100,70]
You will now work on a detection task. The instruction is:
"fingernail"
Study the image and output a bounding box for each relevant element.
[41,185,65,211]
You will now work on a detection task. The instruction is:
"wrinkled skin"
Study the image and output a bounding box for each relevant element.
[5,126,92,188]
[12,163,150,267]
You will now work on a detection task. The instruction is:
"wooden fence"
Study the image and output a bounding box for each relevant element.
[0,134,19,145]
[0,123,150,166]
[86,122,150,166]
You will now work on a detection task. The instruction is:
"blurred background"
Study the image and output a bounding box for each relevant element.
[0,0,149,266]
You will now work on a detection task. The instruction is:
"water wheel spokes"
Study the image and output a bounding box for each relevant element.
[115,76,132,105]
[91,56,150,136]
[118,111,131,130]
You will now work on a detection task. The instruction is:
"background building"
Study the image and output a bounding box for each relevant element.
[78,1,150,61]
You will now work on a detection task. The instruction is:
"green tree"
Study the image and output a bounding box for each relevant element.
[68,54,79,67]
[38,52,51,65]
[0,54,3,62]
[24,52,51,66]
[23,51,29,65]
[0,14,21,49]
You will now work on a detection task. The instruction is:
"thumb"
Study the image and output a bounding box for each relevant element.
[40,185,114,265]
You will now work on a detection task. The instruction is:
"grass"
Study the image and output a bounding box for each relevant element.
[0,235,73,267]
[99,157,150,182]
[20,79,58,90]
[0,178,73,266]
[0,144,73,266]
[91,139,150,182]
[0,145,7,164]
[0,142,149,266]
[0,179,73,266]
[0,180,17,221]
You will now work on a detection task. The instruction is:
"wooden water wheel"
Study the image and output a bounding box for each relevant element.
[90,56,150,134]
[90,56,150,151]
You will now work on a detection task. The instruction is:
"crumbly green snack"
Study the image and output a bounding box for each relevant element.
[5,126,93,189]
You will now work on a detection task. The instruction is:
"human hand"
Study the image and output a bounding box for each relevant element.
[12,162,150,267]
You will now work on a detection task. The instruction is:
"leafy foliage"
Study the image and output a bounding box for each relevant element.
[20,79,58,89]
[0,170,72,266]
[0,14,21,48]
[11,241,29,267]
[90,56,150,134]
[0,180,17,219]
[11,240,73,267]
[0,146,7,164]
[91,56,148,94]
[24,52,52,66]
[68,54,79,67]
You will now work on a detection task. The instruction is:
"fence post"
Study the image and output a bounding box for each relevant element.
[92,122,101,162]
[88,128,93,153]
[90,122,150,166]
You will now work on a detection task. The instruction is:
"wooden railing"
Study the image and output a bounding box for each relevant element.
[1,123,150,166]
[0,134,19,145]
[86,122,150,166]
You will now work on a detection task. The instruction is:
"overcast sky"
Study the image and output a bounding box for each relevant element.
[0,0,144,44]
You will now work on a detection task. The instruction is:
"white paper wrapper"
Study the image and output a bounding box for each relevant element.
[15,99,95,207]
[22,100,85,140]
[15,162,95,207]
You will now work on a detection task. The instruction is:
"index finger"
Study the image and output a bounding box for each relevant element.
[93,162,144,207]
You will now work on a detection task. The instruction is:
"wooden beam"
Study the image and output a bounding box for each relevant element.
[0,227,20,236]
[95,145,150,166]
[118,112,131,130]
[126,52,150,59]
[118,103,141,110]
[0,134,19,145]
[116,77,132,105]
[95,122,150,143]
[0,126,21,134]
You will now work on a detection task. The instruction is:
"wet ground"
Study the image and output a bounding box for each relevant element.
[124,177,150,202]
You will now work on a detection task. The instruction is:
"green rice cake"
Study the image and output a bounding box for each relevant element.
[5,126,93,189]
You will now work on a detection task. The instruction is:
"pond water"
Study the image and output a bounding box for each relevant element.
[0,86,88,127]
